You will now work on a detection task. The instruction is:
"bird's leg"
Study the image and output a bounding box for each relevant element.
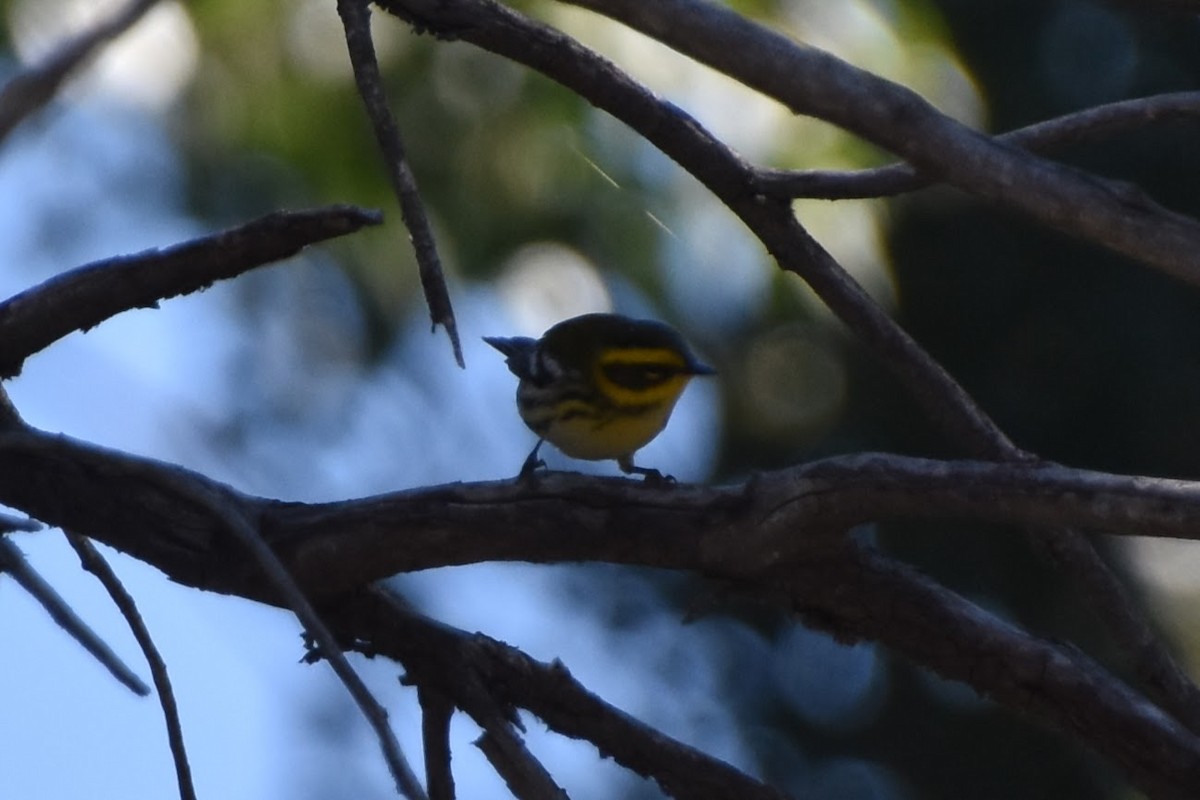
[617,454,674,485]
[519,439,547,480]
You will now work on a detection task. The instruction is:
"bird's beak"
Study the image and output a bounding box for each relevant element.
[687,360,717,376]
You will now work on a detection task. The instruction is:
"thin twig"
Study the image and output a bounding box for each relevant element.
[337,0,464,368]
[755,92,1200,200]
[0,205,383,378]
[358,587,780,800]
[475,728,572,800]
[0,0,162,145]
[65,532,197,800]
[418,687,458,800]
[453,635,570,800]
[0,535,149,695]
[349,571,1198,800]
[0,511,40,533]
[147,468,428,800]
[337,588,785,800]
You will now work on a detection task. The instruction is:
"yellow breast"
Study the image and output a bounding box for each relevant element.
[540,397,679,461]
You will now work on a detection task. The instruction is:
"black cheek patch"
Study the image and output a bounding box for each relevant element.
[602,363,675,390]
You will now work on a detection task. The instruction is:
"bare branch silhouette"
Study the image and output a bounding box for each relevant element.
[0,534,149,695]
[0,205,383,378]
[418,687,457,800]
[342,588,796,800]
[475,725,571,800]
[563,0,1200,285]
[0,511,40,533]
[6,417,1200,794]
[146,464,428,800]
[338,0,464,368]
[65,533,197,800]
[756,92,1200,200]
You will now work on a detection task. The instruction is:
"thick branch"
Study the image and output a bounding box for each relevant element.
[11,431,1200,602]
[335,577,1198,800]
[264,454,1200,589]
[756,92,1200,200]
[773,546,1200,800]
[565,0,1200,285]
[0,205,382,379]
[5,424,1200,793]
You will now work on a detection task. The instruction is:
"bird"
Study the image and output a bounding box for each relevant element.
[484,312,715,481]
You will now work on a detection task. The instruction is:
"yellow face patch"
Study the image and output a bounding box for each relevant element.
[593,347,690,407]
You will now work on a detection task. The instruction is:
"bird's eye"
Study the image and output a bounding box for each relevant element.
[602,363,674,390]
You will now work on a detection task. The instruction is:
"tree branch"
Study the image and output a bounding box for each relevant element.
[145,465,428,800]
[338,0,464,368]
[755,92,1200,200]
[475,724,571,800]
[0,511,41,533]
[0,205,383,379]
[770,544,1200,800]
[0,534,149,696]
[5,421,1200,794]
[563,0,1200,286]
[340,587,794,800]
[263,454,1200,587]
[65,533,197,800]
[418,686,457,800]
[409,602,571,800]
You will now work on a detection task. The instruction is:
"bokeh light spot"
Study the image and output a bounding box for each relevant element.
[741,324,847,443]
[497,241,611,334]
[10,0,199,112]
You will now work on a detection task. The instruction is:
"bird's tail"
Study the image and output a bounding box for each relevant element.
[483,336,539,378]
